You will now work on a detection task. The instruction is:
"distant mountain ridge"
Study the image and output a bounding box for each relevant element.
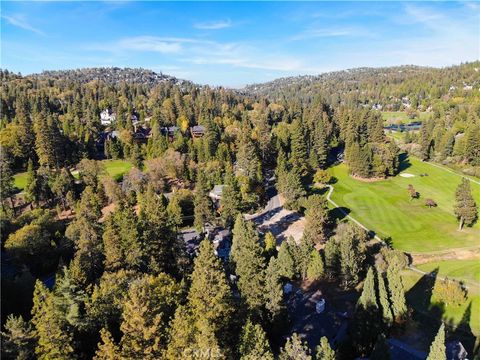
[28,67,190,87]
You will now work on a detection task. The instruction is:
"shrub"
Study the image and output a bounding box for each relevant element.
[432,277,467,307]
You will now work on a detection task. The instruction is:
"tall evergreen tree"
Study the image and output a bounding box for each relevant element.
[352,267,381,356]
[94,329,120,360]
[264,257,285,319]
[377,271,394,328]
[0,148,15,212]
[276,241,295,280]
[290,119,309,176]
[279,333,312,360]
[103,201,143,272]
[336,223,367,287]
[310,121,328,170]
[236,125,262,183]
[193,171,214,233]
[454,178,478,230]
[231,215,266,312]
[31,281,76,360]
[120,274,181,359]
[24,158,40,207]
[307,249,324,281]
[188,239,233,353]
[303,195,330,245]
[315,336,335,360]
[1,314,36,360]
[220,165,242,227]
[426,323,446,360]
[386,263,407,322]
[238,320,274,360]
[138,185,184,275]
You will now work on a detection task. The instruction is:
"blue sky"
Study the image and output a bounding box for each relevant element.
[1,1,479,87]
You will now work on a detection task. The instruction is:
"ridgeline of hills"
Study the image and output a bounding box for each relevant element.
[2,67,190,87]
[242,62,480,107]
[2,62,479,109]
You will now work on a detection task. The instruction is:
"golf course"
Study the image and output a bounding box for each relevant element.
[329,156,480,253]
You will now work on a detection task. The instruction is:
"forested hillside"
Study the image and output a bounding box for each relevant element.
[0,63,478,359]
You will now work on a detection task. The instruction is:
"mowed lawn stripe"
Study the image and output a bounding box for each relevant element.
[330,157,480,253]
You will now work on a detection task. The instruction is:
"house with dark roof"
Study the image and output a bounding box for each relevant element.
[191,125,206,138]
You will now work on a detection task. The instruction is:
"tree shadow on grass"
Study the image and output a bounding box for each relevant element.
[447,301,478,357]
[406,268,439,316]
[398,153,412,173]
[329,207,351,222]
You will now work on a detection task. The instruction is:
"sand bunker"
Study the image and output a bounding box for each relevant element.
[400,173,415,178]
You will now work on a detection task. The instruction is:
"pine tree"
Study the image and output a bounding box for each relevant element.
[236,125,262,183]
[94,329,121,360]
[386,263,407,322]
[290,119,309,176]
[193,171,214,233]
[53,267,88,331]
[264,231,276,256]
[352,267,381,356]
[307,249,324,281]
[220,166,242,227]
[454,178,478,230]
[1,314,36,360]
[282,170,306,211]
[33,111,64,168]
[279,333,312,360]
[165,306,196,360]
[188,239,233,350]
[120,274,181,359]
[264,257,285,319]
[31,281,76,360]
[138,185,183,275]
[24,158,39,207]
[315,336,335,360]
[426,323,446,360]
[231,215,266,311]
[377,271,393,327]
[276,241,295,279]
[238,319,274,360]
[310,121,328,170]
[167,195,183,228]
[336,223,367,287]
[103,201,143,272]
[303,195,329,245]
[357,267,379,310]
[0,148,15,212]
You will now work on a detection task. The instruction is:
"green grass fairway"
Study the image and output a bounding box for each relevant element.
[402,269,480,337]
[381,111,431,124]
[13,159,133,190]
[329,156,480,253]
[102,160,133,181]
[417,259,480,284]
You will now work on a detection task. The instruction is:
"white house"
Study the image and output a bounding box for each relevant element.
[100,109,116,126]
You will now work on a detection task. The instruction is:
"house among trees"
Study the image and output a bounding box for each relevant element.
[209,185,225,202]
[161,126,179,140]
[100,108,116,126]
[132,127,151,144]
[191,125,206,138]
